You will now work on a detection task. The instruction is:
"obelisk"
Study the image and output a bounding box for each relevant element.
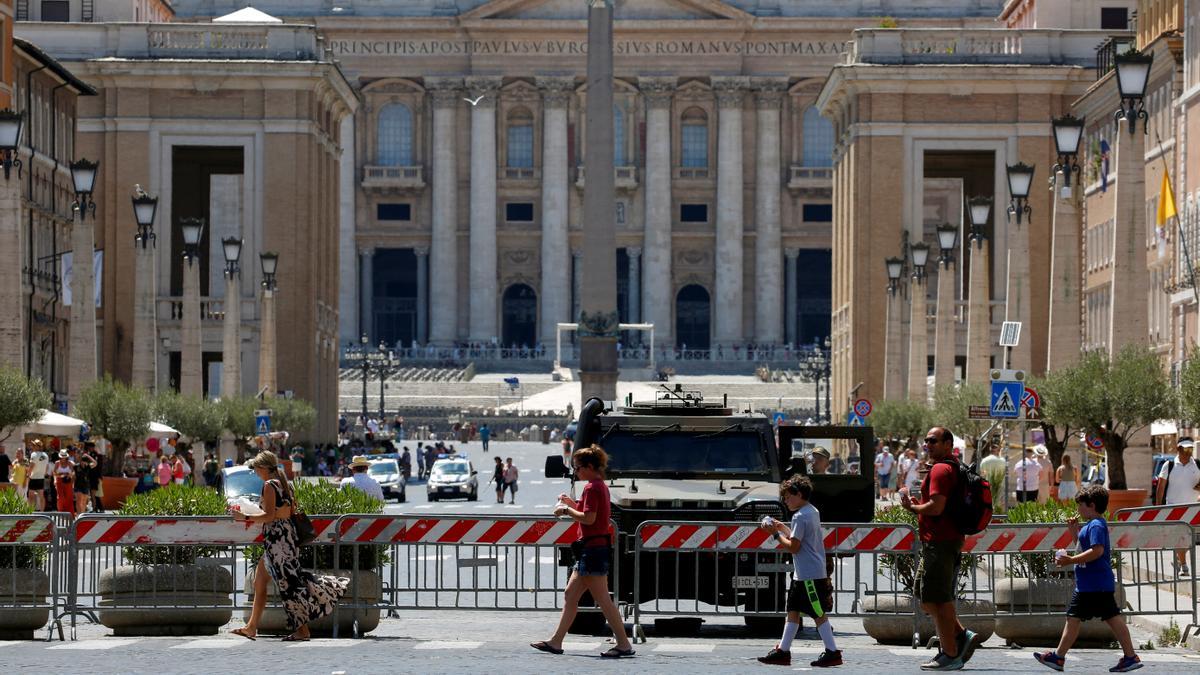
[578,0,618,402]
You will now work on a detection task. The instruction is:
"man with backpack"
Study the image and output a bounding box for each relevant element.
[1154,437,1200,577]
[900,427,985,671]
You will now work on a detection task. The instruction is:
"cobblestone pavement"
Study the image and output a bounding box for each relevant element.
[13,612,1199,674]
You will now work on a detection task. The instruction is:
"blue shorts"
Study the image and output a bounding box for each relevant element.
[574,546,610,577]
[878,472,891,486]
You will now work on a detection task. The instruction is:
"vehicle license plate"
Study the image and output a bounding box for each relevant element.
[441,487,453,493]
[733,576,771,589]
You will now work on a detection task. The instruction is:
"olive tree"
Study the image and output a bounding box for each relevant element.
[1027,374,1075,471]
[0,367,52,444]
[154,391,224,447]
[1176,346,1200,426]
[870,398,933,450]
[931,383,994,463]
[267,397,317,436]
[75,376,153,476]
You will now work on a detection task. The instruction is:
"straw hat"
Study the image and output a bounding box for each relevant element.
[1033,445,1049,457]
[350,455,371,468]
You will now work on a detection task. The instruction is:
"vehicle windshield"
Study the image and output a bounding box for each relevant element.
[602,430,770,477]
[369,461,398,475]
[433,462,469,476]
[223,470,263,498]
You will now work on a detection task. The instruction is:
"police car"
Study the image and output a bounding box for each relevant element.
[426,455,478,501]
[368,457,407,503]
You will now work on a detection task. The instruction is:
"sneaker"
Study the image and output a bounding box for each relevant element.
[1033,651,1065,672]
[757,648,791,666]
[810,650,843,668]
[920,652,945,669]
[1180,564,1191,578]
[920,652,964,671]
[957,629,980,664]
[1109,655,1143,672]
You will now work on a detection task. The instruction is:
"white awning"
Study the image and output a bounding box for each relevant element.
[213,6,283,23]
[149,421,179,436]
[24,410,85,437]
[1151,419,1178,436]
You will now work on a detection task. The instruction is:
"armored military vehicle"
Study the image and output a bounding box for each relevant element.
[545,386,875,631]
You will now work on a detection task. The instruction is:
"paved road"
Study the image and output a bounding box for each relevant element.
[16,612,1198,674]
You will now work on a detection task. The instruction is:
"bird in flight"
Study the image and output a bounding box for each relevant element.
[464,95,485,106]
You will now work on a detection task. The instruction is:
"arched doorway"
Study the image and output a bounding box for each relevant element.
[502,283,537,348]
[675,284,711,350]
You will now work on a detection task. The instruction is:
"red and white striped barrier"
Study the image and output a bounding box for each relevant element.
[636,522,916,553]
[0,517,54,544]
[964,523,1193,553]
[73,516,338,546]
[1116,502,1200,527]
[335,516,582,546]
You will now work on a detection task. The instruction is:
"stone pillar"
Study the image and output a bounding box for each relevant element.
[640,77,675,347]
[466,76,501,342]
[884,285,907,399]
[257,287,276,398]
[1004,216,1033,371]
[427,78,461,345]
[571,249,582,323]
[784,249,799,345]
[753,79,786,344]
[359,248,374,341]
[713,76,748,346]
[1047,171,1082,370]
[908,275,928,400]
[415,246,429,345]
[627,246,641,324]
[68,207,97,408]
[1109,119,1148,353]
[220,271,241,398]
[0,178,25,370]
[180,255,203,397]
[538,76,573,345]
[337,116,358,345]
[966,235,992,384]
[934,257,957,388]
[131,241,158,391]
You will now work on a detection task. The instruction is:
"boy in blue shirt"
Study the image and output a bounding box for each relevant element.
[1033,485,1141,672]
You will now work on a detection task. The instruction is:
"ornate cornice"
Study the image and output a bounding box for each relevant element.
[753,77,788,109]
[463,76,503,108]
[711,76,750,108]
[639,76,676,109]
[536,76,575,108]
[426,77,463,108]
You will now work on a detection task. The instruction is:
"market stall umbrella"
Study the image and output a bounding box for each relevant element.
[25,409,85,437]
[149,421,179,436]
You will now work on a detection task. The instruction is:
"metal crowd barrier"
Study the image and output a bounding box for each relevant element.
[1116,501,1200,541]
[0,515,61,640]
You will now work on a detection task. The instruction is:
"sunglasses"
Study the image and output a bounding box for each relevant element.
[923,437,943,445]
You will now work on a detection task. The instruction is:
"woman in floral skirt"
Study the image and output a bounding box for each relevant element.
[231,451,348,642]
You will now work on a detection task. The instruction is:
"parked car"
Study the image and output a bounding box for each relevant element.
[220,465,264,507]
[1150,453,1176,504]
[369,458,407,502]
[426,456,478,501]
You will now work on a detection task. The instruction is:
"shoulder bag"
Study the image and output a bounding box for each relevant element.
[275,479,316,546]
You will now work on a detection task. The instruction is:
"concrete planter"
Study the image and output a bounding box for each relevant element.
[860,594,995,646]
[994,578,1126,647]
[0,568,50,639]
[98,564,234,636]
[245,568,378,637]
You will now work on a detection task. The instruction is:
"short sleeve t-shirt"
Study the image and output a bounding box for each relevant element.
[1075,518,1115,593]
[576,478,612,540]
[876,452,894,475]
[29,452,49,479]
[1158,457,1200,505]
[918,461,963,543]
[789,504,828,581]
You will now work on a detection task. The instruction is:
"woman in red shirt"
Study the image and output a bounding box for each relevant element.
[530,445,635,658]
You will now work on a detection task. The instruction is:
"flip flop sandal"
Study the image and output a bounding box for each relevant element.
[530,641,564,655]
[230,629,256,641]
[601,647,636,658]
[281,634,310,642]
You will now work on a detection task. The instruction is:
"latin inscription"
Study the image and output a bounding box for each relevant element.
[328,38,844,58]
[149,29,270,51]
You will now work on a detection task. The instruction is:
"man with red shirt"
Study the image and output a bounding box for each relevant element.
[900,427,978,671]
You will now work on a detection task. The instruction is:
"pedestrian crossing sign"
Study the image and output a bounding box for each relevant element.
[989,380,1023,419]
[255,414,271,436]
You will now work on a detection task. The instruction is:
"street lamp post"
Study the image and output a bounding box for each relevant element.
[907,242,930,400]
[131,187,159,391]
[965,196,993,383]
[257,252,279,399]
[359,333,369,423]
[220,236,243,399]
[0,109,24,180]
[798,338,831,423]
[1051,114,1084,192]
[67,158,99,408]
[883,256,906,400]
[180,218,205,397]
[1048,115,1086,369]
[1004,162,1035,371]
[376,341,394,420]
[0,110,24,373]
[933,224,959,388]
[1114,49,1153,134]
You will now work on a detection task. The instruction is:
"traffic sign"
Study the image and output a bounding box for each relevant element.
[1021,387,1040,410]
[847,412,865,427]
[1087,435,1104,450]
[968,405,992,420]
[255,409,271,436]
[853,398,873,418]
[772,412,787,426]
[999,321,1022,347]
[990,380,1023,419]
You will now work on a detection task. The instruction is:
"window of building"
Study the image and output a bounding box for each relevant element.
[506,202,535,222]
[680,107,708,168]
[803,204,833,222]
[377,203,412,221]
[376,104,413,166]
[802,106,834,167]
[506,107,534,168]
[614,105,626,166]
[1100,7,1129,30]
[680,203,708,223]
[41,1,70,21]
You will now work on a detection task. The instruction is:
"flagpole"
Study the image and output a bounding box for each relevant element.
[1153,130,1200,307]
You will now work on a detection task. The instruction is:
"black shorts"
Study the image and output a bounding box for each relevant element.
[786,578,833,620]
[1066,591,1120,621]
[27,478,45,491]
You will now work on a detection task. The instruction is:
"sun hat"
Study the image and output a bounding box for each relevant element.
[350,455,371,468]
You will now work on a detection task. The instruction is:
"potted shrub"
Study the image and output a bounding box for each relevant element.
[0,490,51,639]
[860,506,995,645]
[97,484,233,636]
[75,376,153,508]
[992,500,1124,646]
[243,480,384,637]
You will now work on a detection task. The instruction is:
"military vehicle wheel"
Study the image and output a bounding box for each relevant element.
[744,615,791,635]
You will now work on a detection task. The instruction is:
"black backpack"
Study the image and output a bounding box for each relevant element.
[935,459,993,535]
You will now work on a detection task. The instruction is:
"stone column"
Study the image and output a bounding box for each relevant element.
[0,178,25,370]
[466,76,501,342]
[884,285,907,399]
[220,270,241,398]
[571,249,582,323]
[713,76,748,347]
[180,254,203,397]
[753,79,786,344]
[537,76,573,345]
[131,240,158,391]
[415,246,429,345]
[1109,118,1149,353]
[627,246,642,324]
[966,235,992,384]
[1047,171,1082,369]
[427,78,462,345]
[934,256,957,387]
[359,248,374,341]
[257,287,276,397]
[1004,216,1032,371]
[908,274,928,400]
[68,207,97,408]
[337,116,358,345]
[784,249,799,345]
[640,77,675,347]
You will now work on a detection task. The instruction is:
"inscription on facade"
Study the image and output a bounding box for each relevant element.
[329,38,844,58]
[149,29,270,52]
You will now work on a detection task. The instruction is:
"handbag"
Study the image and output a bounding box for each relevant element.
[291,510,316,546]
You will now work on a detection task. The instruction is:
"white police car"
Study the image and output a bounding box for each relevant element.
[426,455,478,501]
[368,458,407,503]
